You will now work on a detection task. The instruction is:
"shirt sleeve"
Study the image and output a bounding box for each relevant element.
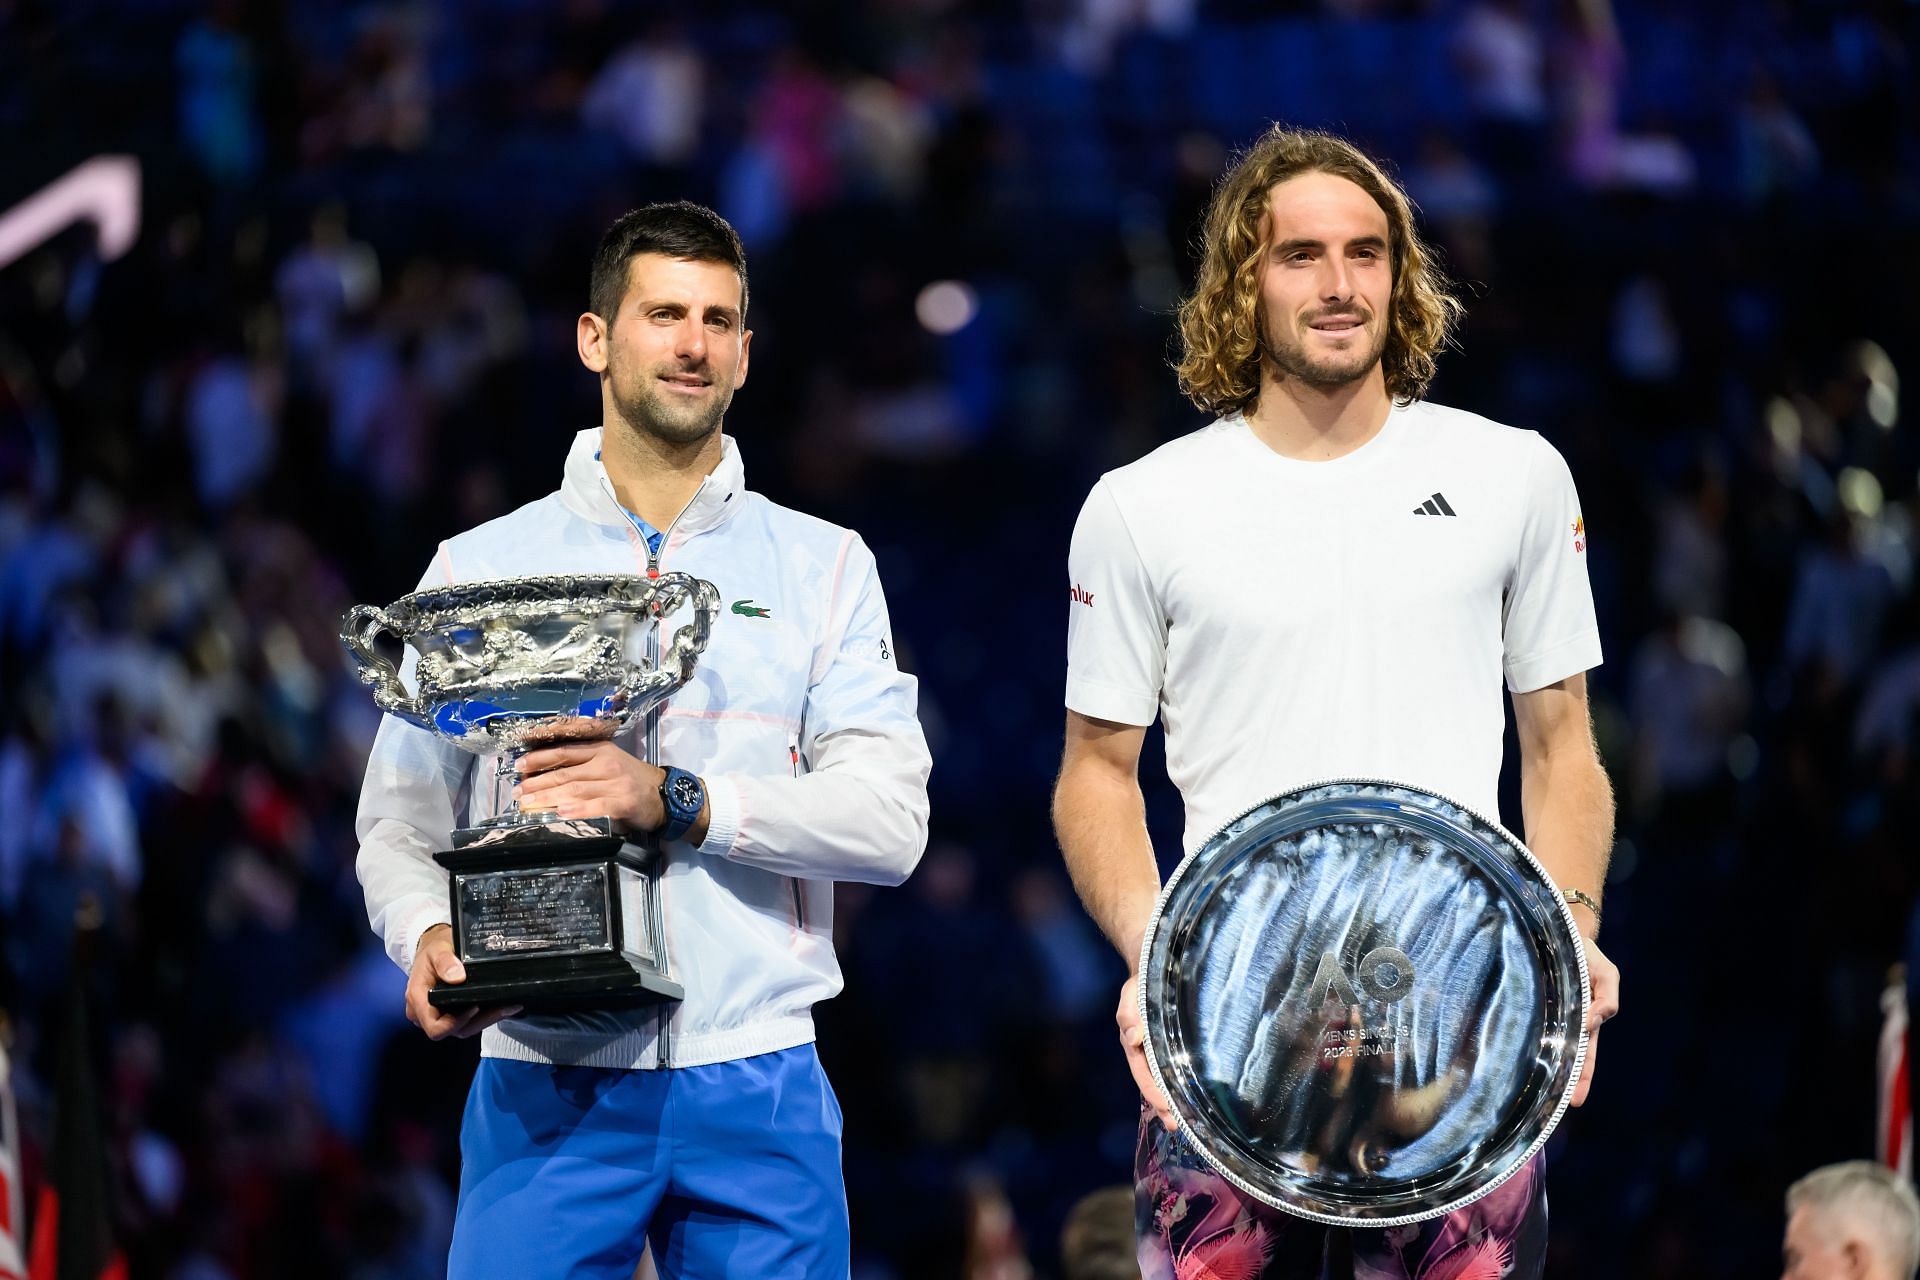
[1064,478,1165,727]
[698,534,931,885]
[1502,434,1604,693]
[354,552,474,974]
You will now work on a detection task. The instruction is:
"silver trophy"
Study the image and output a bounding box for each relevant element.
[1140,779,1589,1226]
[342,572,721,1012]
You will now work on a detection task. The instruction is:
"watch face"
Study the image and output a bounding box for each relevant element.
[669,773,703,811]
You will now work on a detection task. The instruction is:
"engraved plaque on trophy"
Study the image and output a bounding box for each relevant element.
[342,572,720,1011]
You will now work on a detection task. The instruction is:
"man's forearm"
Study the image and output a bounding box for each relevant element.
[700,726,931,886]
[1053,765,1162,967]
[1519,745,1615,938]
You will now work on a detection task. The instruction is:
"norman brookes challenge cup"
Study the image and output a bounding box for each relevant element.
[342,572,721,1012]
[1140,779,1589,1226]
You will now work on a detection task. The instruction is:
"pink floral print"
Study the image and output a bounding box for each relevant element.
[1134,1110,1548,1280]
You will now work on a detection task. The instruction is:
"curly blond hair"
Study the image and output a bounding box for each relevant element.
[1174,126,1462,416]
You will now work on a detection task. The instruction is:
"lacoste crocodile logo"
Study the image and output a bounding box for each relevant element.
[731,599,772,619]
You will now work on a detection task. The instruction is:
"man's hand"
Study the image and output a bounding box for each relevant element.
[1117,973,1177,1130]
[406,923,522,1041]
[517,740,667,833]
[1570,933,1620,1107]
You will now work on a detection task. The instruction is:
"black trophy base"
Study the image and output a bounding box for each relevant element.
[427,823,684,1014]
[427,953,686,1012]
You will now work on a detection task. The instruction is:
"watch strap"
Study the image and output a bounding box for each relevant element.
[658,765,702,842]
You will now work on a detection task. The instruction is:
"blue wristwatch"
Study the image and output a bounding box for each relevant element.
[657,766,706,843]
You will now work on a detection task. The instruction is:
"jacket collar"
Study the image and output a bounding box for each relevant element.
[558,427,746,537]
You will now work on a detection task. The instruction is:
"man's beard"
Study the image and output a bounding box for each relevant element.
[609,362,735,447]
[1263,310,1388,390]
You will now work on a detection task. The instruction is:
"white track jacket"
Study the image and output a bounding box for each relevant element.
[355,429,931,1069]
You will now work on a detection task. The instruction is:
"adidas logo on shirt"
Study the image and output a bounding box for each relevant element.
[1411,492,1457,517]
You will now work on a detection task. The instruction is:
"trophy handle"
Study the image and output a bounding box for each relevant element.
[340,604,433,729]
[660,575,722,684]
[606,573,722,718]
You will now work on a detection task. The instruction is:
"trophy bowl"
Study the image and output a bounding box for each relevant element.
[1140,779,1589,1227]
[341,572,719,759]
[342,572,721,1011]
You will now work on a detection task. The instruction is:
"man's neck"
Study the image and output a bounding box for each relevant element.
[600,415,724,531]
[1243,368,1393,461]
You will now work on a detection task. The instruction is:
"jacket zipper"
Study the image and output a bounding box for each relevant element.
[627,476,707,1072]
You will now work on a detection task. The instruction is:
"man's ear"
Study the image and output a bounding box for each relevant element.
[734,327,752,389]
[578,312,610,374]
[1842,1239,1869,1279]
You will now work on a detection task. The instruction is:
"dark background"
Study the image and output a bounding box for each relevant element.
[2,0,1918,1276]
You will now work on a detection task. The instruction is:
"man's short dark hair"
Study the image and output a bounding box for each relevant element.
[589,201,749,325]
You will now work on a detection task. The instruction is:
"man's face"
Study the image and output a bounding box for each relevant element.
[583,253,750,446]
[1782,1206,1869,1280]
[1257,171,1394,392]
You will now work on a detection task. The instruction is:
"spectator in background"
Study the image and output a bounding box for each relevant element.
[1785,507,1897,692]
[840,74,932,205]
[1061,1186,1139,1280]
[175,0,263,186]
[274,204,380,393]
[1734,67,1820,207]
[0,719,46,912]
[337,9,434,155]
[0,487,105,653]
[184,323,282,511]
[1781,1161,1920,1280]
[718,44,848,249]
[1452,0,1549,172]
[1610,275,1684,388]
[1855,594,1920,776]
[1554,0,1695,193]
[32,696,142,897]
[326,303,427,502]
[1652,456,1730,619]
[1628,611,1749,823]
[1047,0,1197,76]
[581,21,705,170]
[1404,129,1499,230]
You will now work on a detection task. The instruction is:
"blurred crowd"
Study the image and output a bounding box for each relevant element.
[2,0,1918,1276]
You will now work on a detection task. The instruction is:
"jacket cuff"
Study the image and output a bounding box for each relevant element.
[394,901,454,974]
[696,774,743,858]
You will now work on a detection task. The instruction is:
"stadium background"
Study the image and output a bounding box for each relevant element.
[2,0,1918,1275]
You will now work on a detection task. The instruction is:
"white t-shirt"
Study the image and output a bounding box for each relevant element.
[1065,401,1602,850]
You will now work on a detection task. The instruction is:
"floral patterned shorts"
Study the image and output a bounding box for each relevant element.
[1134,1110,1548,1280]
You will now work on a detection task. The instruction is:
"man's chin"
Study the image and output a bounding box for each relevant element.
[647,417,722,446]
[1298,362,1375,389]
[1278,357,1378,390]
[1270,339,1385,390]
[613,391,728,445]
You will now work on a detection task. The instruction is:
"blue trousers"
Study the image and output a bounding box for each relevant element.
[449,1046,848,1279]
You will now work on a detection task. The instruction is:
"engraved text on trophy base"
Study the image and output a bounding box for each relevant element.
[456,866,612,961]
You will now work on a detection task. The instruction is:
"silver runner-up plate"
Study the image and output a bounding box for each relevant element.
[1140,779,1589,1227]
